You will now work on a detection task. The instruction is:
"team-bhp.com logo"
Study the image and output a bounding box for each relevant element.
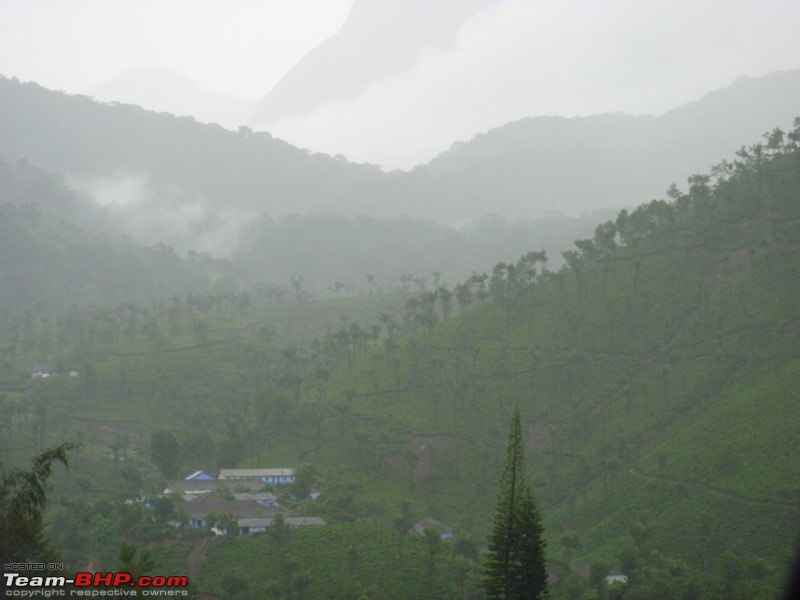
[3,571,189,596]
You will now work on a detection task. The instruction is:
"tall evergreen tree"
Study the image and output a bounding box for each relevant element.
[484,407,547,599]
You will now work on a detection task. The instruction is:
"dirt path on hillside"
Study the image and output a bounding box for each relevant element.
[187,537,214,579]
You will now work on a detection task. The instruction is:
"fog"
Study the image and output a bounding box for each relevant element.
[2,1,798,170]
[0,0,352,108]
[1,2,800,596]
[66,173,254,256]
[262,0,800,169]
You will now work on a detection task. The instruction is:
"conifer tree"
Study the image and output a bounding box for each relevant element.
[484,407,547,599]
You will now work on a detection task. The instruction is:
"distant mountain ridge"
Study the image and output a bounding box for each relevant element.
[90,68,256,130]
[248,0,494,127]
[403,69,800,222]
[0,159,214,311]
[0,74,386,239]
[2,70,797,228]
[0,70,797,296]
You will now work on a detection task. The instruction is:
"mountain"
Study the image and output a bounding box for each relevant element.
[0,159,215,312]
[233,210,617,296]
[0,75,604,295]
[391,69,800,223]
[0,76,384,214]
[0,75,386,252]
[89,68,256,130]
[3,120,798,598]
[247,0,494,127]
[1,72,798,297]
[3,70,797,230]
[43,122,793,599]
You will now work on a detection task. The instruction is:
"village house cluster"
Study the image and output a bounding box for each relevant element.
[163,468,325,535]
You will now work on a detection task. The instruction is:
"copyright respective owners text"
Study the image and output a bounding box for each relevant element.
[2,565,189,597]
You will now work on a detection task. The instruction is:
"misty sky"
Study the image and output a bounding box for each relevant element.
[1,0,798,170]
[0,0,352,98]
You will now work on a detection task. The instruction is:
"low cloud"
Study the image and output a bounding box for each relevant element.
[66,173,254,257]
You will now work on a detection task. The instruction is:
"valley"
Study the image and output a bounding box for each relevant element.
[0,75,799,599]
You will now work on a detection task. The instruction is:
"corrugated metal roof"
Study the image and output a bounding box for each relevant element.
[218,468,295,479]
[237,516,326,528]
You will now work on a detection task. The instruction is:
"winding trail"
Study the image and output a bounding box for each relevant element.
[187,537,216,580]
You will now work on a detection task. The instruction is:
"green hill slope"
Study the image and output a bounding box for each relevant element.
[0,76,384,219]
[0,77,613,295]
[238,124,800,598]
[0,204,214,314]
[5,123,799,599]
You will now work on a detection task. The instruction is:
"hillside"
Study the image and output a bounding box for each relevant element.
[1,125,797,598]
[0,149,614,306]
[3,72,798,299]
[0,75,385,230]
[233,210,617,296]
[0,76,619,297]
[2,71,798,232]
[90,68,257,131]
[404,69,800,223]
[229,124,800,597]
[1,71,799,598]
[0,159,218,312]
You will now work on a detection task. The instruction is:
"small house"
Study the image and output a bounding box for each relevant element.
[237,517,272,535]
[236,515,326,536]
[604,569,628,585]
[413,517,454,540]
[163,479,217,500]
[217,468,295,485]
[285,516,326,528]
[30,366,55,379]
[181,492,276,529]
[233,491,277,506]
[185,471,214,481]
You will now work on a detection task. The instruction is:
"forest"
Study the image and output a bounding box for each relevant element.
[1,76,799,599]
